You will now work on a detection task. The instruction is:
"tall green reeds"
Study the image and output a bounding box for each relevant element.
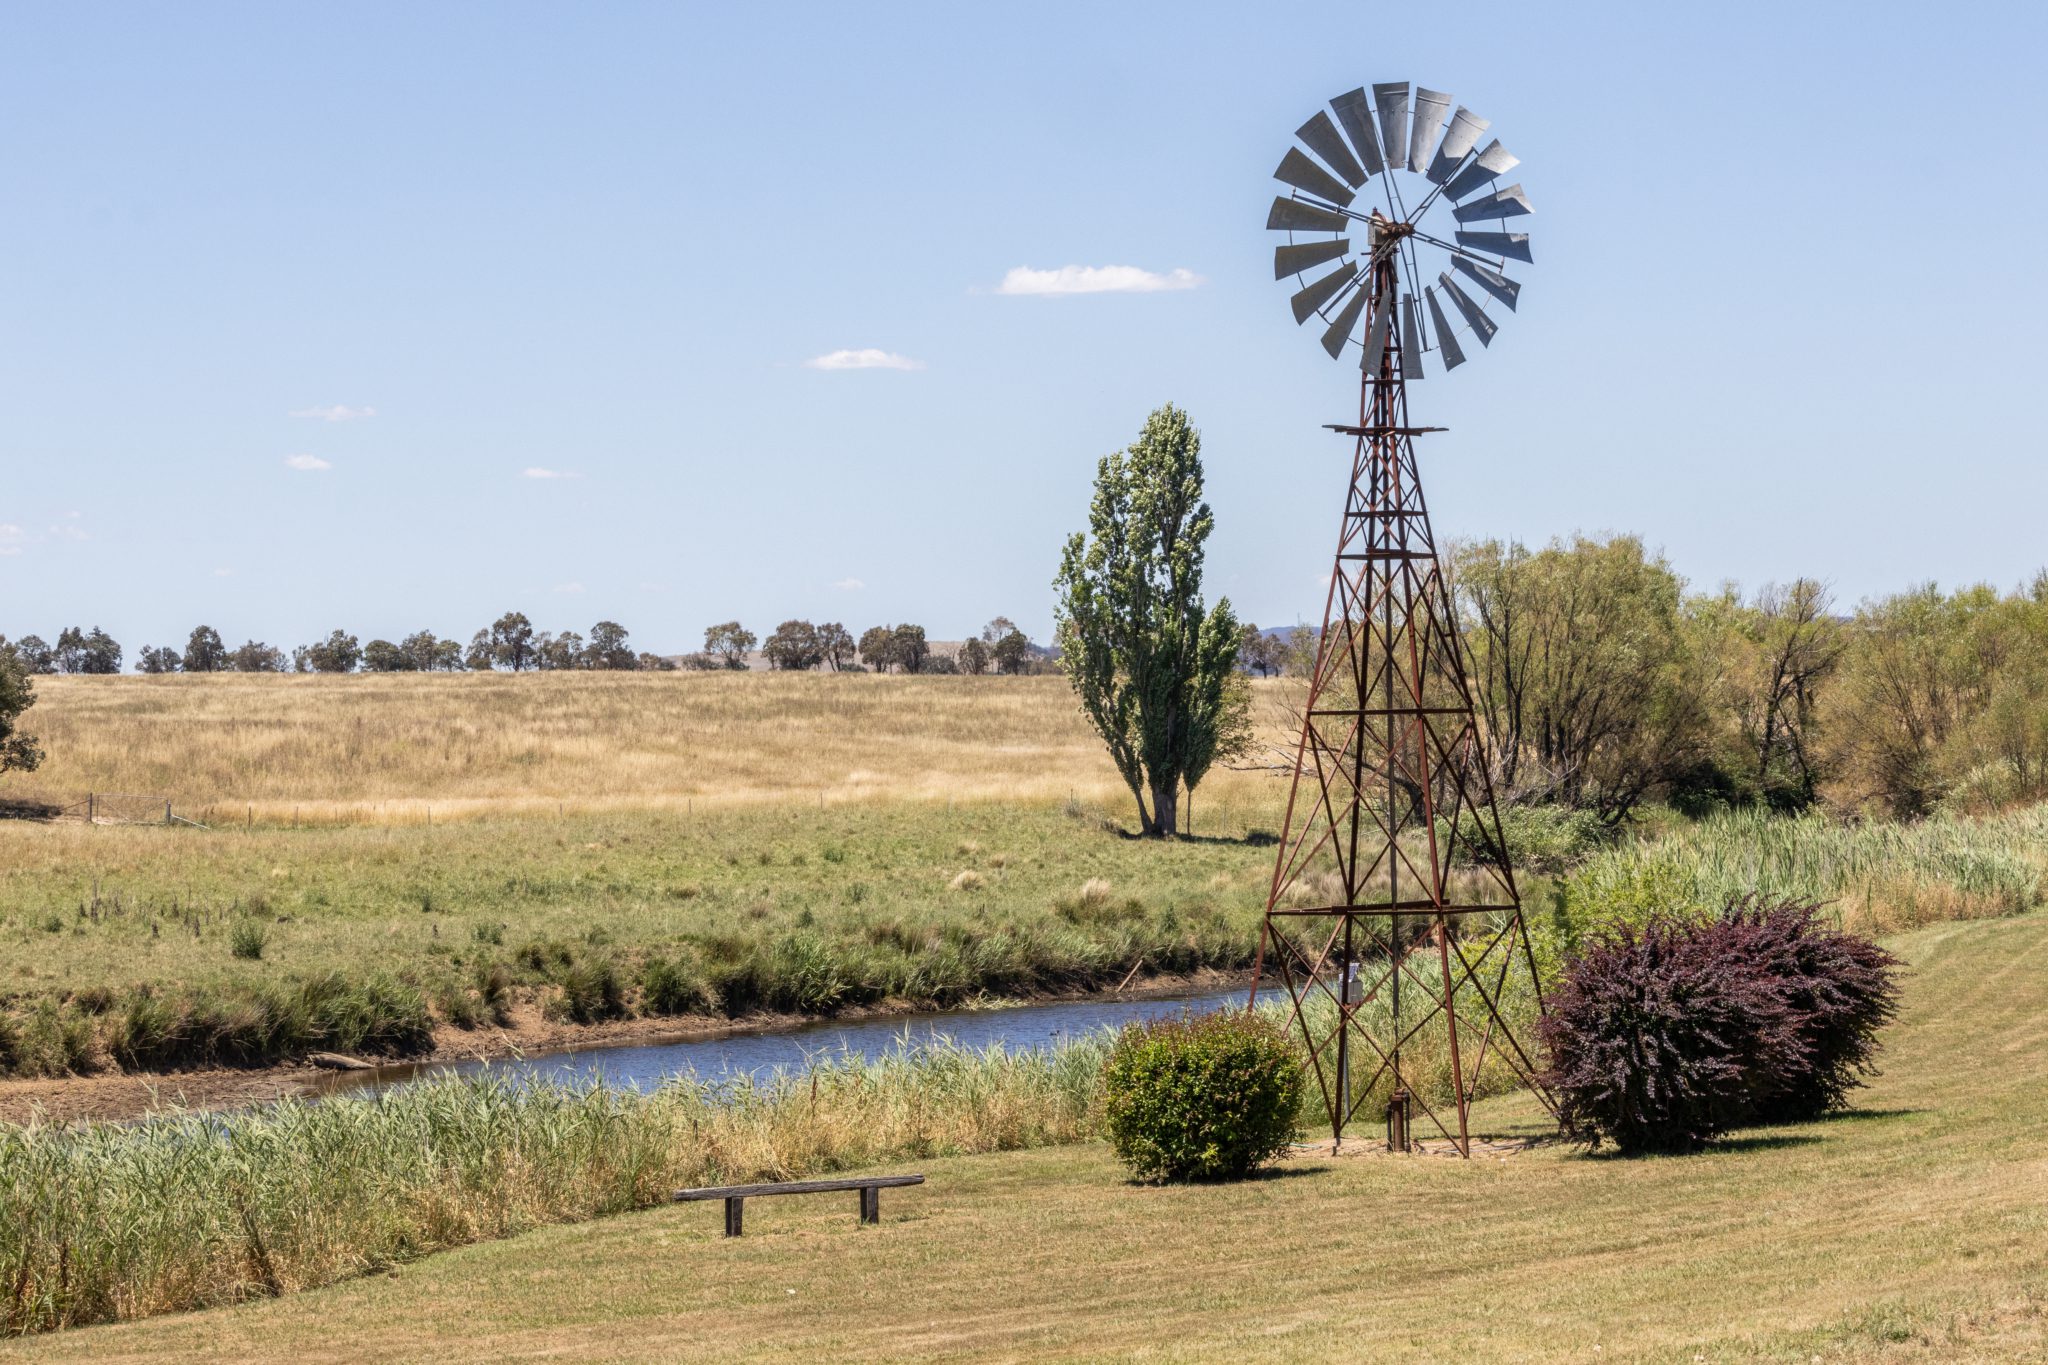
[1553,806,2048,944]
[0,1039,1107,1336]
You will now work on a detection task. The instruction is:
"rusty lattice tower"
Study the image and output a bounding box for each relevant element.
[1252,82,1556,1154]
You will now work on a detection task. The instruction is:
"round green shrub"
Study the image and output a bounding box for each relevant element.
[1101,1010,1304,1182]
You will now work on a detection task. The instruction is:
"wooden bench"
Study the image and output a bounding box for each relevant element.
[673,1174,925,1237]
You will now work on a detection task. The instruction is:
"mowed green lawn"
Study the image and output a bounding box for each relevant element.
[13,914,2047,1364]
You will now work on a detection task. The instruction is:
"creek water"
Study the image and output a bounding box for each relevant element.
[321,984,1271,1100]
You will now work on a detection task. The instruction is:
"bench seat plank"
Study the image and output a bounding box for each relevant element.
[674,1174,924,1202]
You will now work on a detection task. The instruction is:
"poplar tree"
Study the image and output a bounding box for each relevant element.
[1055,404,1246,837]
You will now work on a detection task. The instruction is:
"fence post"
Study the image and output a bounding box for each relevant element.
[87,792,95,823]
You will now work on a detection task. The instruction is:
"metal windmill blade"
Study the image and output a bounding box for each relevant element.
[1408,88,1454,173]
[1454,230,1532,263]
[1330,88,1385,177]
[1451,184,1532,223]
[1453,255,1521,311]
[1437,273,1498,346]
[1295,111,1367,188]
[1372,82,1410,171]
[1445,141,1519,201]
[1320,284,1371,358]
[1424,287,1467,369]
[1401,293,1426,378]
[1274,238,1352,279]
[1267,197,1352,233]
[1275,147,1355,207]
[1426,107,1491,185]
[1292,261,1362,324]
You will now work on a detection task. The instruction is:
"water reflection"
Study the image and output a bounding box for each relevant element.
[325,985,1274,1100]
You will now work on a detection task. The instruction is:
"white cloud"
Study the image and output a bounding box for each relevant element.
[830,577,866,591]
[284,454,332,471]
[994,264,1202,296]
[214,567,234,577]
[291,405,376,421]
[521,467,580,480]
[552,581,586,595]
[49,523,88,541]
[0,524,21,538]
[0,546,19,557]
[804,349,925,371]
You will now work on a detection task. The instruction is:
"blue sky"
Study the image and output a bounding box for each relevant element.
[3,1,2043,655]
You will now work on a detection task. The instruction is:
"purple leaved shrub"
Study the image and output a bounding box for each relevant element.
[1537,897,1900,1153]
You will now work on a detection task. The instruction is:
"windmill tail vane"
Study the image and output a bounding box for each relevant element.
[1252,82,1555,1156]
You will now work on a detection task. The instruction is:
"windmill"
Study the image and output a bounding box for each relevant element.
[1251,82,1554,1155]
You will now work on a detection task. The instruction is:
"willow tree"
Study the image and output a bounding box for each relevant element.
[1055,404,1245,837]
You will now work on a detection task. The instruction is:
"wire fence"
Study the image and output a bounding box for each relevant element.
[0,792,195,827]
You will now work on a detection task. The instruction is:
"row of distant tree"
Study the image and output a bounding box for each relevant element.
[698,617,1048,674]
[0,613,1054,677]
[0,616,657,676]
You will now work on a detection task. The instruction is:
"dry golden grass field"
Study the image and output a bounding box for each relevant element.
[9,672,1292,824]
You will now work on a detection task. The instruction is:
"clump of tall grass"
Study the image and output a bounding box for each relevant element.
[228,918,267,960]
[0,1039,1106,1335]
[1553,806,2048,947]
[4,979,436,1080]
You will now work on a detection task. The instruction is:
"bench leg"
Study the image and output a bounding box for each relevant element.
[858,1186,879,1225]
[724,1196,744,1237]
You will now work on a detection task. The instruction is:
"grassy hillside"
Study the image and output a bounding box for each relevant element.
[12,912,2045,1362]
[4,674,2046,1079]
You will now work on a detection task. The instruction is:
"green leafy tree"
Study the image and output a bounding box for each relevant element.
[10,636,54,675]
[958,637,990,675]
[305,630,362,673]
[588,621,635,670]
[892,623,929,674]
[0,643,45,779]
[230,640,285,672]
[992,628,1032,675]
[1237,623,1285,677]
[183,625,228,672]
[134,645,183,674]
[465,630,495,671]
[703,621,756,670]
[536,630,584,670]
[858,625,896,672]
[763,620,824,670]
[1054,403,1245,837]
[817,622,856,671]
[398,631,441,671]
[362,639,414,672]
[1454,535,1713,822]
[55,626,122,674]
[489,612,537,671]
[637,650,677,672]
